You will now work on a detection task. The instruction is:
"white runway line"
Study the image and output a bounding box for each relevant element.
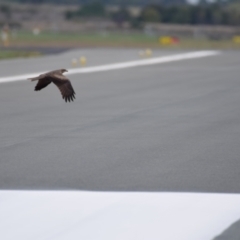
[0,191,240,240]
[0,50,220,83]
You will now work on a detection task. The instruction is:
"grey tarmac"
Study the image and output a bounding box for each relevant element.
[0,49,240,195]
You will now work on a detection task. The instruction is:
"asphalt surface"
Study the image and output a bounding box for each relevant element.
[0,49,240,193]
[0,48,180,77]
[214,219,240,240]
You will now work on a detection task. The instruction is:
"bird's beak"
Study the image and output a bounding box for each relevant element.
[65,70,68,72]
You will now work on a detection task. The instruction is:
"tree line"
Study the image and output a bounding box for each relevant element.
[2,0,240,26]
[65,2,240,26]
[140,4,240,25]
[5,0,187,5]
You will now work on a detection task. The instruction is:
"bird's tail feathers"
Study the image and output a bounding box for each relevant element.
[28,77,39,81]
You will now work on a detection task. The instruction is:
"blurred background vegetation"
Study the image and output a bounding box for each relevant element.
[3,0,240,26]
[1,0,240,58]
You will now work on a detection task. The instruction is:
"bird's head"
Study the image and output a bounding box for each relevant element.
[61,69,68,74]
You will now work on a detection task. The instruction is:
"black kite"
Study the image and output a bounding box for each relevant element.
[28,69,75,102]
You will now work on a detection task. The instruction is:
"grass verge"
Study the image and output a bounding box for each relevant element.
[0,50,41,60]
[3,31,240,50]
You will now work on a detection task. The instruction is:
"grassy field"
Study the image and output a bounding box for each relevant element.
[0,31,239,60]
[6,31,240,49]
[9,31,159,48]
[0,50,41,60]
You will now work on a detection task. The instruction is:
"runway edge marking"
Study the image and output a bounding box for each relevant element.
[0,50,220,83]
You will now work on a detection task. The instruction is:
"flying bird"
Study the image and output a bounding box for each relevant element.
[28,69,75,102]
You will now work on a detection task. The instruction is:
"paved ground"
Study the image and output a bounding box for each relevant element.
[214,218,240,240]
[0,49,240,193]
[0,48,181,77]
[1,49,240,239]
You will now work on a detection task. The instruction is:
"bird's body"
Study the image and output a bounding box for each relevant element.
[28,69,75,102]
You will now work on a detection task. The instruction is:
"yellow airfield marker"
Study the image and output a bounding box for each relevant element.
[71,58,78,67]
[138,50,145,57]
[80,56,87,67]
[145,48,152,57]
[233,36,240,44]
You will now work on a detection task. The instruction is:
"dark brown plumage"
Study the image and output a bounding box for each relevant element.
[28,69,76,102]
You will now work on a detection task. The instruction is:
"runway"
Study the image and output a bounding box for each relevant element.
[1,49,240,239]
[0,49,239,192]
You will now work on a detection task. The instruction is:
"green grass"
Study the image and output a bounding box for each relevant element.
[0,50,41,60]
[11,31,158,47]
[6,31,240,49]
[1,31,239,60]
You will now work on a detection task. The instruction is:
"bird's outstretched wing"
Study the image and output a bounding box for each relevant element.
[29,69,75,102]
[51,74,76,102]
[34,77,52,91]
